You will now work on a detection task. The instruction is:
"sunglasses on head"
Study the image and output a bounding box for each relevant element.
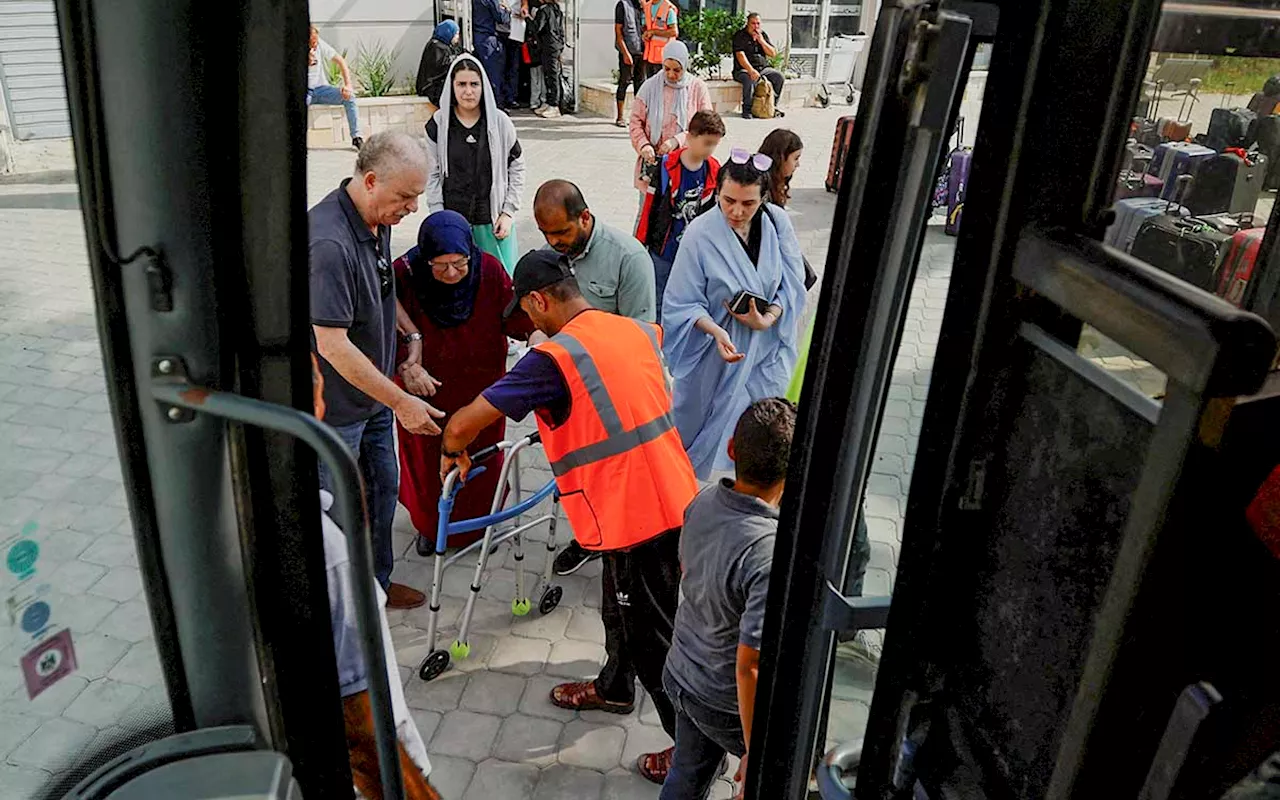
[729,148,773,172]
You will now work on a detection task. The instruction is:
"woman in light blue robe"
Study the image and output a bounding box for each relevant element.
[662,154,807,478]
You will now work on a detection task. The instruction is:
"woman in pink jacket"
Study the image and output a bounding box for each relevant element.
[629,39,714,204]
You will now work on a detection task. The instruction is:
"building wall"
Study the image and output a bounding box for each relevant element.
[309,0,436,94]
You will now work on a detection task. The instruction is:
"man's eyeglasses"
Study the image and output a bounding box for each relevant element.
[729,147,773,172]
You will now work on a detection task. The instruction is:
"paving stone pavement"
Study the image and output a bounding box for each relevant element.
[0,106,948,799]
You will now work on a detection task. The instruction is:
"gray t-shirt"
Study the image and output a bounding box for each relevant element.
[665,479,777,713]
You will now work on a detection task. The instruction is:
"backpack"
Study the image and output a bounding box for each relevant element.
[751,80,775,119]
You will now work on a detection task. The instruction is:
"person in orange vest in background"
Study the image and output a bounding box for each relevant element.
[441,250,699,785]
[641,0,680,79]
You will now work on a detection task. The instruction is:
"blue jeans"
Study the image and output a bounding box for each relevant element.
[307,85,362,138]
[659,667,746,800]
[651,252,673,326]
[735,67,784,117]
[318,407,398,589]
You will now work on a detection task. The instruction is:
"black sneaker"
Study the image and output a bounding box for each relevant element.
[352,136,364,150]
[553,540,600,576]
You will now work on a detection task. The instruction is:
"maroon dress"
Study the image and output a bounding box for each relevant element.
[393,252,535,547]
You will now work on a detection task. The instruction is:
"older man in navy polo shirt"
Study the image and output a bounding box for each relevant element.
[311,131,444,609]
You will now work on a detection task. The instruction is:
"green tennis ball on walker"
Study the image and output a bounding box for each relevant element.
[512,598,532,616]
[449,640,471,660]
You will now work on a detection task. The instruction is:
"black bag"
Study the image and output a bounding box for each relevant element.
[1129,215,1232,291]
[1265,74,1280,97]
[1205,107,1258,151]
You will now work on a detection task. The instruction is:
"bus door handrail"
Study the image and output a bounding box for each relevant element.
[151,375,405,800]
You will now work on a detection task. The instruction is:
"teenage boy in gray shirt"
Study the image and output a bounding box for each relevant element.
[658,397,797,798]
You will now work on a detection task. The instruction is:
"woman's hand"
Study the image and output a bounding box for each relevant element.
[657,138,677,156]
[709,323,745,363]
[494,212,514,240]
[639,143,657,165]
[401,363,443,397]
[725,298,780,332]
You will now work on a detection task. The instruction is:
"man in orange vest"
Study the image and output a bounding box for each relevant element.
[441,250,698,781]
[641,0,679,79]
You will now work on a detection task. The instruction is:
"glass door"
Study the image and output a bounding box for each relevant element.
[788,0,863,81]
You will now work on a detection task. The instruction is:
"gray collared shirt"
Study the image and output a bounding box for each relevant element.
[558,219,656,322]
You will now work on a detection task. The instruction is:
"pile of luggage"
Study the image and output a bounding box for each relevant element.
[1106,87,1279,307]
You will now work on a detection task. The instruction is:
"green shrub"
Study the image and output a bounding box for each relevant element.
[681,9,745,79]
[352,40,402,97]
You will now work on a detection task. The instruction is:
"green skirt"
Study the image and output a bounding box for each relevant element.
[472,223,519,275]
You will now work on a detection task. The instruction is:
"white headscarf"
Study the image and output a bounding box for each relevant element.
[637,39,692,145]
[435,53,502,179]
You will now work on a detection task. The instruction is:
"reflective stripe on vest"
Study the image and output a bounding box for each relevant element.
[547,331,675,477]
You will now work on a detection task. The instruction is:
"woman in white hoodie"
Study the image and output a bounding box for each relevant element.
[425,54,526,274]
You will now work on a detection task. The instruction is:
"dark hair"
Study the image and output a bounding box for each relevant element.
[720,159,771,199]
[534,179,590,219]
[688,110,726,138]
[746,11,761,21]
[449,58,485,101]
[758,129,803,206]
[542,276,583,302]
[733,397,797,486]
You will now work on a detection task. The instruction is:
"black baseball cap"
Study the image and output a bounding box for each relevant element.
[503,250,575,318]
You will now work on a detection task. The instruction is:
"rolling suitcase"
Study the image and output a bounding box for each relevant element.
[1129,215,1232,291]
[945,148,972,236]
[1115,169,1163,199]
[1183,152,1267,216]
[1216,227,1267,306]
[825,115,857,193]
[1105,197,1187,252]
[1205,107,1259,151]
[1151,142,1216,200]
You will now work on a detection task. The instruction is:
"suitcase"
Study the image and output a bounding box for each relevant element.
[1105,197,1188,252]
[1157,116,1192,142]
[1133,117,1162,147]
[1205,107,1258,151]
[945,149,972,236]
[825,115,857,193]
[1129,215,1232,291]
[1256,115,1280,190]
[1125,140,1154,173]
[1151,142,1216,200]
[1115,170,1163,199]
[1183,152,1267,216]
[1216,227,1267,306]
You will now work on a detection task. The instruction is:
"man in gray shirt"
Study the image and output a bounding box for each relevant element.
[659,397,796,797]
[534,179,656,322]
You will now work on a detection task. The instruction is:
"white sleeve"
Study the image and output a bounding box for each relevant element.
[319,39,339,64]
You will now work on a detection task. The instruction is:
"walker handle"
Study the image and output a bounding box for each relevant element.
[470,444,502,463]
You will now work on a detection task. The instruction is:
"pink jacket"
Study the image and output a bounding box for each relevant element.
[628,79,714,190]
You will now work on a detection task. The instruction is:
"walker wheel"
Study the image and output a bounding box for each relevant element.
[415,535,433,557]
[449,639,471,661]
[538,585,563,615]
[512,597,532,617]
[418,649,450,682]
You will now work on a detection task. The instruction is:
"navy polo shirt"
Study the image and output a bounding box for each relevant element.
[309,179,398,428]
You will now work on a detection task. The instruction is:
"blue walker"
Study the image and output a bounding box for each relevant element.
[417,431,563,682]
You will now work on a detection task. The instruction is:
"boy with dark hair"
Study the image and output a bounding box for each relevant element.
[635,109,726,323]
[655,397,797,798]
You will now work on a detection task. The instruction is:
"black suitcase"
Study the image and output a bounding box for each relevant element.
[1183,152,1268,216]
[1257,115,1280,190]
[826,115,857,193]
[1129,215,1232,291]
[1205,107,1258,151]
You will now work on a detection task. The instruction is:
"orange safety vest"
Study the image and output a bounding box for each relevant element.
[642,0,677,65]
[533,310,698,551]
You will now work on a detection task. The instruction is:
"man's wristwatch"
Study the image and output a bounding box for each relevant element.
[402,332,423,344]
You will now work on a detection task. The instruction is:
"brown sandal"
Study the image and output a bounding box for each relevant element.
[638,746,674,784]
[549,680,635,714]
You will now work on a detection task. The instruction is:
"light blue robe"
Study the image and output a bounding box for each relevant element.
[662,205,806,478]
